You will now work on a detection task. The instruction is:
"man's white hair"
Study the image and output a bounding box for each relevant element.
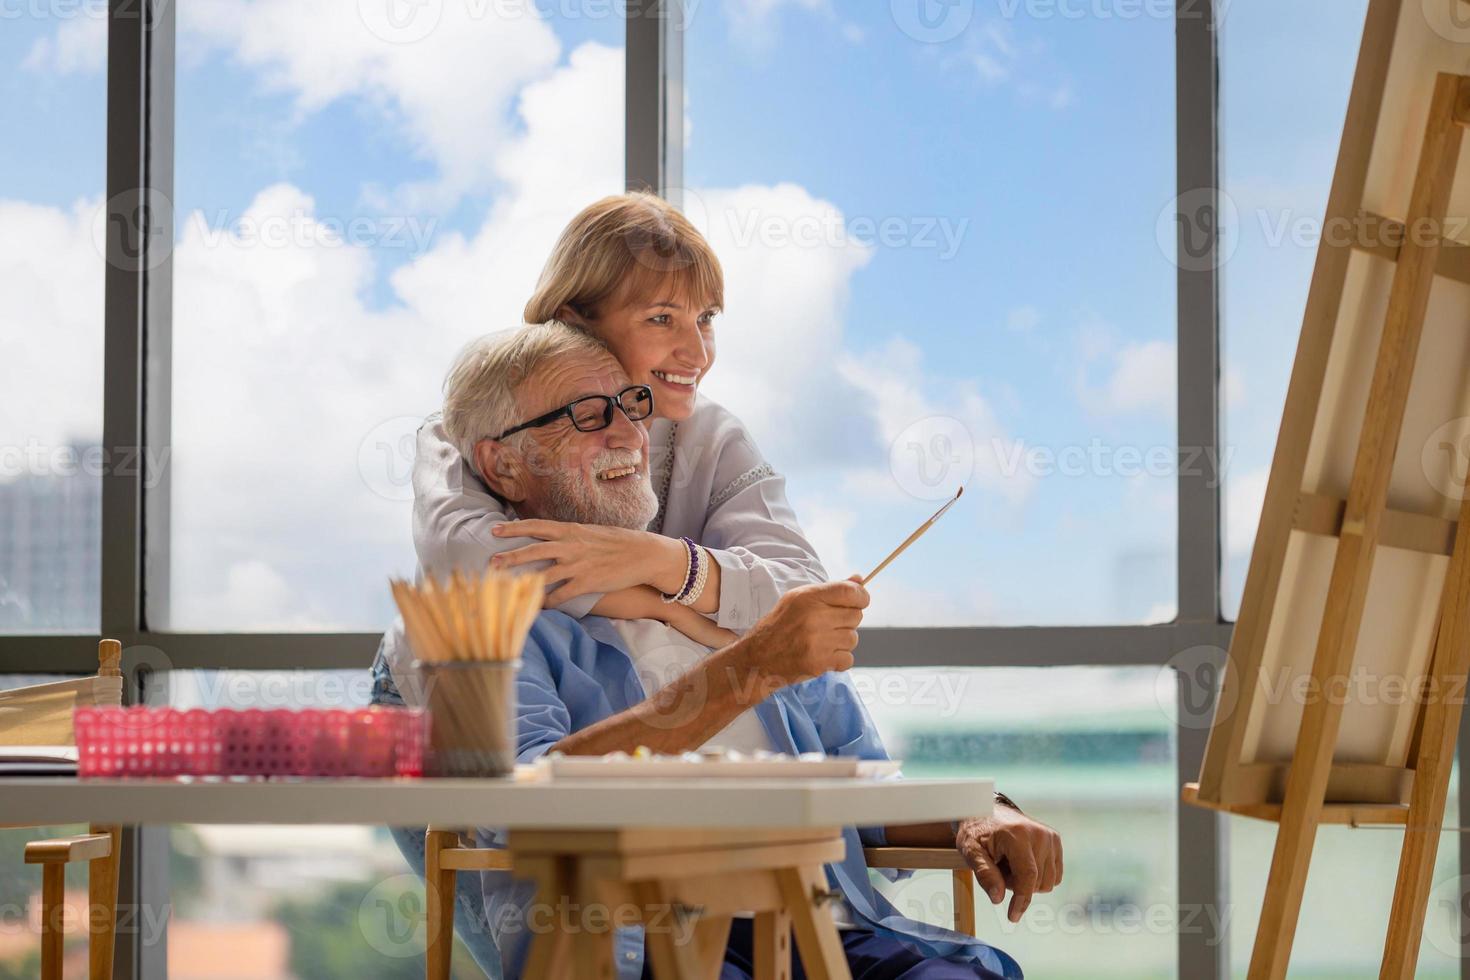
[441,321,612,468]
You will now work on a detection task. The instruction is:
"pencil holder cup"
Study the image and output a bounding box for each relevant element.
[414,660,520,778]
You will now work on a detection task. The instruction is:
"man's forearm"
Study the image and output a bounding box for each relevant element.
[553,644,774,756]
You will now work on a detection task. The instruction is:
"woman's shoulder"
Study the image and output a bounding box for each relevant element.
[682,395,763,454]
[679,395,776,495]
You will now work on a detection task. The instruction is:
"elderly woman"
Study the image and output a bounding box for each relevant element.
[375,192,829,690]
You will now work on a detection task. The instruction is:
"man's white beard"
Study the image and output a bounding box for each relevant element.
[543,457,659,530]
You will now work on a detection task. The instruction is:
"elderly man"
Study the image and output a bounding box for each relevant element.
[373,323,1061,980]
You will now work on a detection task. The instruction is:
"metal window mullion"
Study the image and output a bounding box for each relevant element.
[625,0,683,199]
[102,1,174,976]
[0,623,1234,673]
[1175,2,1227,979]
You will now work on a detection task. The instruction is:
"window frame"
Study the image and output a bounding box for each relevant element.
[6,2,1464,978]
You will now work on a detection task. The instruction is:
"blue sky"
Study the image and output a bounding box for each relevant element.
[1,0,1373,630]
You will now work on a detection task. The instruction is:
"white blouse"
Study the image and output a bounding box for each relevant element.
[379,395,828,691]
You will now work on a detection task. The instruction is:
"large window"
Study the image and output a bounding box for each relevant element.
[1218,0,1367,615]
[5,4,1402,980]
[861,667,1177,979]
[685,3,1178,626]
[161,4,624,630]
[0,13,106,632]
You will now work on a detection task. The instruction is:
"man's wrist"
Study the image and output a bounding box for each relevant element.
[952,792,1023,840]
[648,532,690,594]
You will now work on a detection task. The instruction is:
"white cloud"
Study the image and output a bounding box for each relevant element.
[7,18,1030,628]
[1226,465,1268,555]
[23,15,106,75]
[178,0,560,206]
[0,197,104,453]
[1078,338,1176,419]
[957,20,1073,111]
[837,337,1031,505]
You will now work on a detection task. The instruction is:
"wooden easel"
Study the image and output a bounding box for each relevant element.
[1184,2,1470,977]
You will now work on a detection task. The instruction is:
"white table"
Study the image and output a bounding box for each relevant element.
[1,775,993,828]
[5,776,993,980]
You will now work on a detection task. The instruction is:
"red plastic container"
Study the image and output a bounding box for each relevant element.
[73,706,426,779]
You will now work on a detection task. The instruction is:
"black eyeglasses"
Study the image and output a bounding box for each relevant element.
[495,384,655,441]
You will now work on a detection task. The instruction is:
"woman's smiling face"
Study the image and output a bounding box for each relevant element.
[582,286,719,422]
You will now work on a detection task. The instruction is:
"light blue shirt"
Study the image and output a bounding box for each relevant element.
[463,610,1024,980]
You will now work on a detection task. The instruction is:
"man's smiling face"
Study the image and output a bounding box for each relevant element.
[507,349,658,530]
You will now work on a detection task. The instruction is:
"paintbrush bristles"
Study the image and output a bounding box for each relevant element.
[391,568,546,664]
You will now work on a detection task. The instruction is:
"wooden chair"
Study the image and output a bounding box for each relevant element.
[1,639,125,980]
[421,828,978,979]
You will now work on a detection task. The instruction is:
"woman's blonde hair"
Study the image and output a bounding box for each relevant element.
[524,192,724,324]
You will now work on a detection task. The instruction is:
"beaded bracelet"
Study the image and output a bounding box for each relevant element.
[661,536,700,604]
[678,546,711,607]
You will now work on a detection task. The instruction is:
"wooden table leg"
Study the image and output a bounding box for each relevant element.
[572,863,620,980]
[777,865,850,980]
[424,829,457,980]
[754,909,792,980]
[694,912,733,980]
[88,824,121,980]
[520,855,574,980]
[41,862,64,980]
[634,879,706,980]
[952,868,976,936]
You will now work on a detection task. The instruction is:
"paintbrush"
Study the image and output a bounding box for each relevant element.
[861,486,964,586]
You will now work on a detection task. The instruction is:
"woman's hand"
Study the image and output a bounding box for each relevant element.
[490,520,689,605]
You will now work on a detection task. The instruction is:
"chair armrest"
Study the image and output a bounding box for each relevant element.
[862,846,967,870]
[442,849,513,871]
[25,833,113,865]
